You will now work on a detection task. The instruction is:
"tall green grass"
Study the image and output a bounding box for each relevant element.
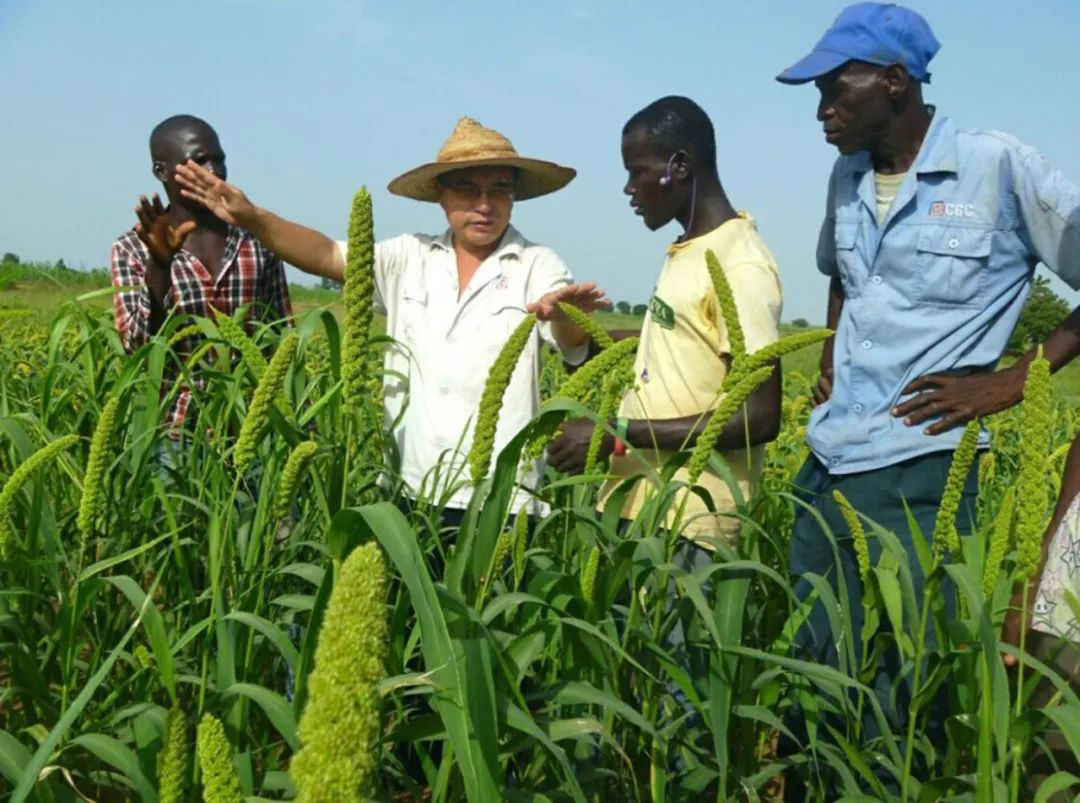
[0,270,1077,801]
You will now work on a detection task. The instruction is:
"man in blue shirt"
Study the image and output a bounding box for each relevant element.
[776,0,1080,776]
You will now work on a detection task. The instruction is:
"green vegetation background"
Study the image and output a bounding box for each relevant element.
[2,259,1077,404]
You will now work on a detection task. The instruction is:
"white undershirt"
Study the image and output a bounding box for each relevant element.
[874,170,908,225]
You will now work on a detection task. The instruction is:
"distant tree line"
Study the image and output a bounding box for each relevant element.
[2,251,1070,352]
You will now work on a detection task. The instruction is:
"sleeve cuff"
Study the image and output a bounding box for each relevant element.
[559,340,590,367]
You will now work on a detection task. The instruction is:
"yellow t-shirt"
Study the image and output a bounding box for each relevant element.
[599,213,782,544]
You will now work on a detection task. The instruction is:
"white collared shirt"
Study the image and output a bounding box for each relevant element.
[337,225,587,510]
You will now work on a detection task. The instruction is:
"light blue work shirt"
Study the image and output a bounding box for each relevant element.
[809,112,1080,474]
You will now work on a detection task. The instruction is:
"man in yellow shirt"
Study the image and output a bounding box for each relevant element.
[547,96,783,546]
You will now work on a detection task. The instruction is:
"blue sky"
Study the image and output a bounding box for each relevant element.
[2,0,1079,322]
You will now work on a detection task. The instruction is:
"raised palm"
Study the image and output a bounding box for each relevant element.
[528,282,611,321]
[134,194,196,266]
[175,160,255,226]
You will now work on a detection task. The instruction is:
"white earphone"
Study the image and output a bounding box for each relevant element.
[659,153,679,187]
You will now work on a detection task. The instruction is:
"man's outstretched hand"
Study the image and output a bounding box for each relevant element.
[134,193,195,268]
[891,368,1025,435]
[175,160,256,227]
[527,282,611,322]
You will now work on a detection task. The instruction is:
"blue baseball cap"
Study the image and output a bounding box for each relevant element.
[776,3,940,85]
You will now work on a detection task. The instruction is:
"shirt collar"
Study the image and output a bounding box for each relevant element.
[843,110,957,178]
[912,113,957,175]
[666,212,750,257]
[223,224,246,269]
[430,224,524,261]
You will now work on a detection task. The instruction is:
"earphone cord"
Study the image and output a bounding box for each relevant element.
[687,175,698,238]
[664,152,698,240]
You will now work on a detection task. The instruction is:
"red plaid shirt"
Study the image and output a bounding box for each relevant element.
[110,225,292,428]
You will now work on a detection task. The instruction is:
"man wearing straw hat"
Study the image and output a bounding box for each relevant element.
[175,116,609,522]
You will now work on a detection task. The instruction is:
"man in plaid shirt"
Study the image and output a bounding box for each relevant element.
[111,115,292,428]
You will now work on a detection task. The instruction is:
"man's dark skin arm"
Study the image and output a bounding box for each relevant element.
[892,306,1080,434]
[546,363,781,474]
[812,275,845,406]
[134,194,196,335]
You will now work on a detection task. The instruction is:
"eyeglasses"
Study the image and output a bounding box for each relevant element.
[439,179,516,202]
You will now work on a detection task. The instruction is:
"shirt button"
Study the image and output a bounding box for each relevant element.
[871,275,882,285]
[439,386,450,396]
[948,238,959,249]
[853,402,863,413]
[830,458,840,467]
[862,340,872,350]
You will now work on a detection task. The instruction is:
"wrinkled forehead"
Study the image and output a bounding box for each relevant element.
[439,165,517,186]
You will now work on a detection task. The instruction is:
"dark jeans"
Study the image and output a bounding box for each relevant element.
[784,450,979,791]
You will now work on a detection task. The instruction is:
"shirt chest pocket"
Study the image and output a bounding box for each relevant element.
[397,283,428,349]
[915,226,992,307]
[834,222,864,295]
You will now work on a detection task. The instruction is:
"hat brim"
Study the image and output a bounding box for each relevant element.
[776,49,851,85]
[387,157,576,202]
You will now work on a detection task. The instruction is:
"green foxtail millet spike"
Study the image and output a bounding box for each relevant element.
[273,441,319,522]
[166,322,204,348]
[584,372,625,475]
[77,396,120,540]
[685,365,773,485]
[1016,348,1053,579]
[978,449,996,489]
[234,333,298,477]
[158,705,188,803]
[291,542,388,801]
[214,310,268,380]
[557,301,614,350]
[704,249,746,377]
[342,188,376,402]
[475,525,516,608]
[525,340,638,462]
[931,419,981,561]
[724,328,833,392]
[196,714,243,803]
[0,434,79,561]
[133,644,152,670]
[185,340,219,369]
[554,337,639,404]
[468,314,538,484]
[982,486,1016,598]
[833,489,870,582]
[580,544,601,603]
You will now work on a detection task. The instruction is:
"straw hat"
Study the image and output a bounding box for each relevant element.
[387,117,576,202]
